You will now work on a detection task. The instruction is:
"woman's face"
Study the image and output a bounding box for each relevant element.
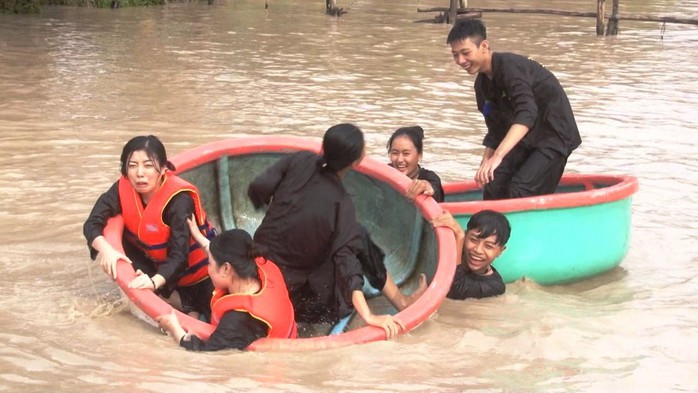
[207,255,229,290]
[126,150,163,202]
[389,135,421,179]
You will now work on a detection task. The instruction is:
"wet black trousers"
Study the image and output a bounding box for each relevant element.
[356,225,388,291]
[483,145,568,200]
[290,225,388,325]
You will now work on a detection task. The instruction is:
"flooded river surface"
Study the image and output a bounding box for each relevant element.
[1,0,697,391]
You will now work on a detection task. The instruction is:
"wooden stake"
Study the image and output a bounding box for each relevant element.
[417,7,698,26]
[596,0,605,35]
[606,0,620,35]
[449,0,458,24]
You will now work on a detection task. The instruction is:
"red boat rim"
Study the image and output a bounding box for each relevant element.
[441,174,639,214]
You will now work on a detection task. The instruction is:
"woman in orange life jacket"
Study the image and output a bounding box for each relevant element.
[83,135,216,320]
[156,222,296,351]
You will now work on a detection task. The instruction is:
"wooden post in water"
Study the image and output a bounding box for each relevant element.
[459,0,467,8]
[326,0,346,16]
[418,6,698,28]
[606,0,620,35]
[596,0,606,35]
[449,0,458,24]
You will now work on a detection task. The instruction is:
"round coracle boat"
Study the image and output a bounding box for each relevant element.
[440,174,639,285]
[103,136,457,351]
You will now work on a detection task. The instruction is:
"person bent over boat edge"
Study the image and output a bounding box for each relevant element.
[432,210,510,299]
[248,123,416,339]
[83,135,216,320]
[387,125,444,203]
[447,19,581,200]
[157,226,297,351]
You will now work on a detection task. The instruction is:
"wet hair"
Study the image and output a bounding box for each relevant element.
[321,123,365,173]
[466,209,511,246]
[208,229,260,280]
[386,126,425,155]
[119,135,176,176]
[446,19,487,46]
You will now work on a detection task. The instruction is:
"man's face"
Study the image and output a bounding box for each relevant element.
[450,38,489,75]
[463,229,504,272]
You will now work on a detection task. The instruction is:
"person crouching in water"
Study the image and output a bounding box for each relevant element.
[432,209,511,299]
[156,226,296,351]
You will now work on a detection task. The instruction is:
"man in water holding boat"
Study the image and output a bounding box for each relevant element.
[447,19,582,200]
[432,209,510,299]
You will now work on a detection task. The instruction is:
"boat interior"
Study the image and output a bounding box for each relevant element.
[178,152,440,337]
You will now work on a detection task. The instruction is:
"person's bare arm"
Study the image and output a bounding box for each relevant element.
[187,214,211,249]
[476,124,529,185]
[156,308,189,344]
[431,211,465,266]
[352,290,405,339]
[91,236,133,280]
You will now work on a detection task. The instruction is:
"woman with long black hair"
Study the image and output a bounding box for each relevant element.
[248,123,412,338]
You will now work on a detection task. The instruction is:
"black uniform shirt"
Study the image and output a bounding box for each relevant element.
[83,181,193,289]
[180,311,268,352]
[248,152,364,314]
[387,164,445,203]
[418,167,445,203]
[475,52,582,156]
[447,264,505,300]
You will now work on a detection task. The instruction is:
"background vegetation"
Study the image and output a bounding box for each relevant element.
[2,0,176,13]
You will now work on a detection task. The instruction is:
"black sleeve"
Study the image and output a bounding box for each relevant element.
[418,169,444,203]
[179,310,268,351]
[475,75,506,150]
[498,55,538,129]
[332,196,366,306]
[447,265,506,300]
[248,154,293,209]
[83,181,121,260]
[355,225,388,291]
[158,192,195,289]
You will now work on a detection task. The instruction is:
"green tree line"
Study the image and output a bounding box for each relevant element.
[1,0,180,13]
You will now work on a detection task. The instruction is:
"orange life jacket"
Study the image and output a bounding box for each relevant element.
[118,174,216,287]
[210,257,297,340]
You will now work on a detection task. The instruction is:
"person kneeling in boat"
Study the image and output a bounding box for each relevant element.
[432,209,510,299]
[156,227,297,351]
[83,135,216,320]
[387,125,444,203]
[248,123,423,338]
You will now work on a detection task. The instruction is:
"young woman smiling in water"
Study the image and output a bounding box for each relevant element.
[387,126,444,202]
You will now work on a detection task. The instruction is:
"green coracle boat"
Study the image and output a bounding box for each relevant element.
[440,174,639,285]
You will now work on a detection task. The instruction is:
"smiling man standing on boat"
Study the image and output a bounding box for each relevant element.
[447,19,582,200]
